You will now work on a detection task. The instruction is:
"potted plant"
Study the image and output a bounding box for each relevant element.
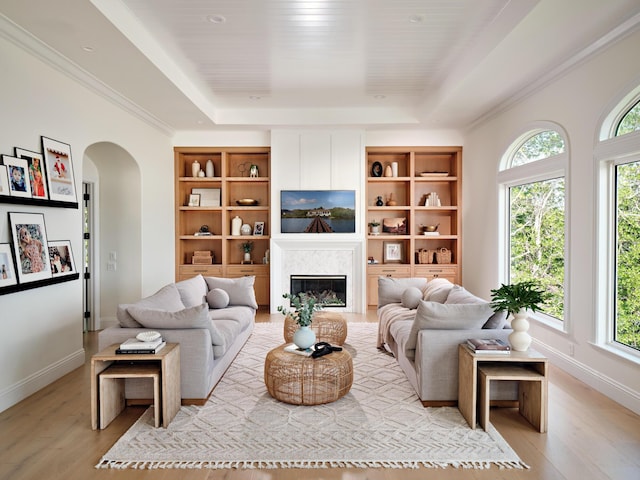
[490,280,549,351]
[240,241,253,262]
[368,219,381,235]
[277,292,323,349]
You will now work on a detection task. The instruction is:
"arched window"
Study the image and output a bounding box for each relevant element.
[498,125,568,324]
[596,89,640,355]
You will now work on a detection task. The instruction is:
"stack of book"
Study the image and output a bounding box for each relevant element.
[116,337,166,354]
[466,338,511,355]
[284,344,314,357]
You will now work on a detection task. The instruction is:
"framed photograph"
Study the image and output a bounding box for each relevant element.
[382,217,407,235]
[192,188,220,207]
[253,221,265,236]
[280,190,356,233]
[0,243,18,287]
[0,166,9,197]
[15,147,48,200]
[2,155,32,198]
[41,136,77,204]
[188,194,201,207]
[48,240,76,277]
[9,212,52,283]
[383,241,404,264]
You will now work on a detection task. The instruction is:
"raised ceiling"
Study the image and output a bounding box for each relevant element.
[1,0,640,132]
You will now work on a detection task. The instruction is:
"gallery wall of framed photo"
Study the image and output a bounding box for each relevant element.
[0,136,80,295]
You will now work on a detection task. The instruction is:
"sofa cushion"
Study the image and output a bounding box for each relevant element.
[445,285,507,329]
[378,277,428,308]
[404,300,494,360]
[117,284,185,328]
[207,288,230,309]
[422,278,455,303]
[205,276,259,310]
[401,287,423,309]
[209,305,254,332]
[175,274,208,308]
[127,303,226,348]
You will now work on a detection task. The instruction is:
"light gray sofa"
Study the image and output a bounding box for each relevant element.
[98,274,256,404]
[377,277,517,406]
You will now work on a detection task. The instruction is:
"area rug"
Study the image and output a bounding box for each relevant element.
[97,322,527,470]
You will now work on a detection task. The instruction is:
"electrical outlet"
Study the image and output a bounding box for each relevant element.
[107,262,116,271]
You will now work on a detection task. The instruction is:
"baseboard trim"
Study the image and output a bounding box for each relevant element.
[532,340,640,416]
[0,348,85,413]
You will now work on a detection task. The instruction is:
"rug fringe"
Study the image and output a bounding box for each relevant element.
[96,459,530,470]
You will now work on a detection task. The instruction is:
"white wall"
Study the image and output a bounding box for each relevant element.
[464,29,640,414]
[0,34,173,411]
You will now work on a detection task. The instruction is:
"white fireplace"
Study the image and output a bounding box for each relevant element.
[270,238,365,313]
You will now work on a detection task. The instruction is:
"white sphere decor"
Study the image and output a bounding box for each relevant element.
[509,308,532,351]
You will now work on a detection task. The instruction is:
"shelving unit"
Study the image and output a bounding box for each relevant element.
[174,147,270,307]
[365,146,462,307]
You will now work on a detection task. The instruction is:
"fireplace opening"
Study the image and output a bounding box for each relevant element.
[290,275,347,308]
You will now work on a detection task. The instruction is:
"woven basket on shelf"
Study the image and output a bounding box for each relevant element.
[417,249,435,264]
[435,247,452,264]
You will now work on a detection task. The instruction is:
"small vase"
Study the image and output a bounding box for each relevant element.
[231,216,242,236]
[293,326,316,350]
[509,308,532,351]
[191,160,200,177]
[391,161,398,177]
[206,159,214,177]
[375,195,384,206]
[370,225,380,235]
[384,165,393,177]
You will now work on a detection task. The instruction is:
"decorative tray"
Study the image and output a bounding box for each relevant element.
[419,172,449,177]
[236,199,258,206]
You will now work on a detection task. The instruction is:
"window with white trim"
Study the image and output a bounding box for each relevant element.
[499,127,568,323]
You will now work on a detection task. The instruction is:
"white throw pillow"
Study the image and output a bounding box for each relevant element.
[127,303,226,347]
[377,277,427,308]
[117,284,185,328]
[404,300,493,360]
[401,287,423,310]
[445,285,507,329]
[175,274,208,308]
[207,288,230,309]
[204,276,259,310]
[422,278,454,303]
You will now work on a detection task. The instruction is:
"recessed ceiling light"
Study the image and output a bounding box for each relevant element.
[373,94,386,100]
[82,46,94,52]
[409,14,426,23]
[249,95,261,100]
[206,14,227,24]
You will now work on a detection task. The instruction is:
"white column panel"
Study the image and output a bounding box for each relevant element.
[300,132,331,189]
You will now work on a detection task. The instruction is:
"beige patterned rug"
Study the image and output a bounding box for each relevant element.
[97,322,527,470]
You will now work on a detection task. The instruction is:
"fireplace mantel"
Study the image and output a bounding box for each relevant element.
[270,238,365,313]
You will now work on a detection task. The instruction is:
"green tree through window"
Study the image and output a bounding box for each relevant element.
[616,100,640,136]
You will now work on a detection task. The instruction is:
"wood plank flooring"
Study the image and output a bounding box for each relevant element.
[0,312,638,480]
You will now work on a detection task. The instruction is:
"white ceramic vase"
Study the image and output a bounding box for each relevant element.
[191,160,200,177]
[293,326,316,350]
[231,216,242,236]
[206,159,214,177]
[509,308,532,351]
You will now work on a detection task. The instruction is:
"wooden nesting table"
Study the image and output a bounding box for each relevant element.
[90,343,181,430]
[458,344,548,432]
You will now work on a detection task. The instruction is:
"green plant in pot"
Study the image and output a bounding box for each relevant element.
[368,219,381,235]
[278,292,323,349]
[240,241,253,262]
[490,280,549,352]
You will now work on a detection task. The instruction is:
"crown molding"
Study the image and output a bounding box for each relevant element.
[0,13,175,136]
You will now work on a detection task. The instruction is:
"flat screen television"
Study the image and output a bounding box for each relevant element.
[280,190,356,233]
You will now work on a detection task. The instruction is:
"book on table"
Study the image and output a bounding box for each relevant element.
[116,341,166,355]
[466,338,511,354]
[284,344,314,357]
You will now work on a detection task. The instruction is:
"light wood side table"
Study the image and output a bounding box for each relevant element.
[91,343,181,430]
[458,344,548,431]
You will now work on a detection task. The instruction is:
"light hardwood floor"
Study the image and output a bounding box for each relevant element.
[1,312,639,480]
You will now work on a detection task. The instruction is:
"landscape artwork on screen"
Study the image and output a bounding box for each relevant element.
[281,190,356,233]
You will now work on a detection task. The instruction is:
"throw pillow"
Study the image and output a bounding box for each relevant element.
[401,287,423,309]
[404,300,494,360]
[204,276,259,310]
[422,278,455,303]
[377,277,427,308]
[175,274,208,308]
[117,284,185,328]
[127,303,226,347]
[207,288,230,309]
[445,285,508,329]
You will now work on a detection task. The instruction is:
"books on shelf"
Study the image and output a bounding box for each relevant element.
[467,338,511,354]
[116,337,165,354]
[284,343,314,357]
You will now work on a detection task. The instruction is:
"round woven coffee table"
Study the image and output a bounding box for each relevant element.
[283,311,348,345]
[264,344,353,405]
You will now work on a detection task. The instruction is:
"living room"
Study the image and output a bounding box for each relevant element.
[1,0,639,477]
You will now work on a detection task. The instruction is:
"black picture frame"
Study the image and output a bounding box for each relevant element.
[371,161,383,177]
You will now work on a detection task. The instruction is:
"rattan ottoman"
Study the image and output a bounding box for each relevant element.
[283,311,348,345]
[264,344,353,405]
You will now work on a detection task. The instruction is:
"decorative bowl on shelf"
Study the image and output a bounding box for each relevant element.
[236,198,258,206]
[419,171,449,177]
